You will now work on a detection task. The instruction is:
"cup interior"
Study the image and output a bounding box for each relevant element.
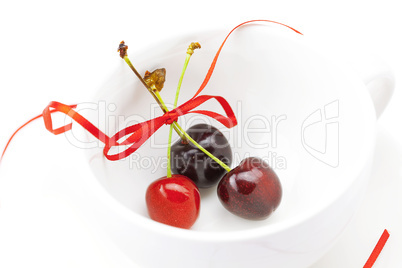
[82,25,376,233]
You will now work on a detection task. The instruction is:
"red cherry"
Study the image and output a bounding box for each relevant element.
[217,157,282,220]
[146,174,201,229]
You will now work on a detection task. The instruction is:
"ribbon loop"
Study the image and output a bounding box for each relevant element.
[41,93,237,161]
[43,102,78,135]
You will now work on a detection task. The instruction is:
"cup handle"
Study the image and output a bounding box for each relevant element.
[358,59,395,118]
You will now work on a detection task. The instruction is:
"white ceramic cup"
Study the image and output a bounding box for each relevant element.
[77,24,394,267]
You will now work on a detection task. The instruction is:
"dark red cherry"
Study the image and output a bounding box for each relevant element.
[145,174,200,229]
[170,124,232,188]
[217,157,282,220]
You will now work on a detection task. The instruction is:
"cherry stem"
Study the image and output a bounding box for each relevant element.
[167,45,197,177]
[166,124,174,178]
[166,42,231,176]
[174,123,231,172]
[119,41,231,174]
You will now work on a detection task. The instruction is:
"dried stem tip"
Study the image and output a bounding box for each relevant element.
[118,41,128,58]
[144,68,166,92]
[187,42,201,55]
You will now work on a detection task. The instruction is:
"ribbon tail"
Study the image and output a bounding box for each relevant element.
[192,19,302,99]
[43,102,110,145]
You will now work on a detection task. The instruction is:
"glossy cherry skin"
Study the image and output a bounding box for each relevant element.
[217,157,282,220]
[145,174,201,229]
[170,124,232,188]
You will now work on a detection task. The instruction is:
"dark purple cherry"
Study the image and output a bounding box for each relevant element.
[171,124,232,188]
[217,157,282,220]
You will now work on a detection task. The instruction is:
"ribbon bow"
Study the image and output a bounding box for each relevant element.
[41,19,302,161]
[43,95,237,161]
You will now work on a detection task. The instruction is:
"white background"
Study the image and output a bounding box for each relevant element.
[0,0,401,267]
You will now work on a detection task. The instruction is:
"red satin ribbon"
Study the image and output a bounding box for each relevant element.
[43,95,237,161]
[41,19,302,161]
[192,19,302,99]
[1,19,302,164]
[363,229,390,268]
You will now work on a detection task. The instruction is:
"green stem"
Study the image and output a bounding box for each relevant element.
[166,124,174,178]
[167,53,191,178]
[174,53,191,107]
[174,124,231,172]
